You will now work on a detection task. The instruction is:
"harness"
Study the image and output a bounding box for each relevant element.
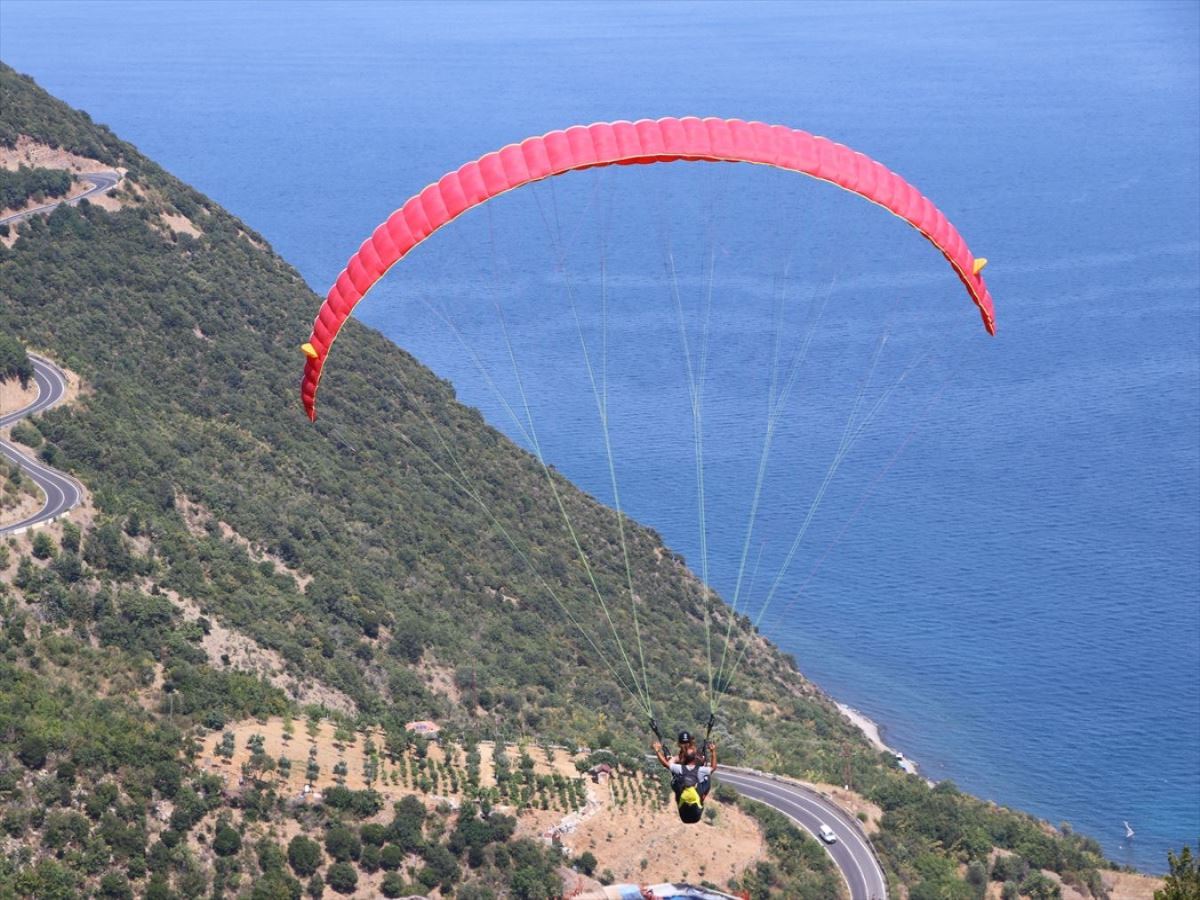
[673,760,703,790]
[650,715,716,807]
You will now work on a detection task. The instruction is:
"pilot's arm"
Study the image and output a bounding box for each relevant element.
[652,741,671,769]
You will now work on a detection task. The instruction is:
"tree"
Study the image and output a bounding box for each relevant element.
[31,531,56,559]
[18,733,49,769]
[0,333,34,385]
[288,835,322,877]
[574,850,597,876]
[421,842,461,888]
[257,838,288,874]
[380,873,408,898]
[379,843,404,870]
[1157,845,1200,900]
[13,860,78,897]
[389,795,426,851]
[98,872,134,899]
[60,521,81,553]
[213,822,242,857]
[510,865,560,900]
[360,822,387,846]
[1019,871,1062,900]
[360,844,381,873]
[250,871,303,900]
[326,862,358,895]
[324,825,361,862]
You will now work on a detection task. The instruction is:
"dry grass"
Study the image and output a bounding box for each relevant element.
[1,136,112,174]
[160,210,201,238]
[0,378,40,416]
[563,767,765,887]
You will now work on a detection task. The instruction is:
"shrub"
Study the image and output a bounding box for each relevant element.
[380,872,407,898]
[326,862,358,894]
[574,850,597,875]
[288,835,322,877]
[18,734,48,769]
[324,825,361,862]
[213,823,242,857]
[10,420,41,447]
[379,843,404,870]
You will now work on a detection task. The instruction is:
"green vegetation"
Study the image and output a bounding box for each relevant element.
[0,332,34,385]
[1156,844,1200,900]
[1,453,40,517]
[0,60,1141,898]
[0,164,72,211]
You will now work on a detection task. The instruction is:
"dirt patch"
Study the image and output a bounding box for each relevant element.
[1102,869,1163,899]
[159,210,202,238]
[87,189,124,213]
[477,739,497,785]
[564,770,765,887]
[0,378,40,417]
[165,590,355,713]
[237,228,266,250]
[980,855,1162,900]
[195,720,579,809]
[195,719,772,895]
[0,489,42,530]
[418,659,463,704]
[1,136,111,173]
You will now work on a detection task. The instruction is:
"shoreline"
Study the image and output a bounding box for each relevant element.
[835,701,922,778]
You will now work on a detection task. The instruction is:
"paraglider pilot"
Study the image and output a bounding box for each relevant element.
[653,729,717,824]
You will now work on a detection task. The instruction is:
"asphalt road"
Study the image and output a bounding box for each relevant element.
[0,354,84,535]
[719,768,889,900]
[0,170,121,226]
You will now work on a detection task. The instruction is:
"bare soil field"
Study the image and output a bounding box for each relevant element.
[199,717,769,894]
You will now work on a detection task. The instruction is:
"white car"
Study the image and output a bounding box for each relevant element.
[819,824,838,844]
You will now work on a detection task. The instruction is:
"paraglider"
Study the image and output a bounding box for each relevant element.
[299,117,998,788]
[653,730,718,825]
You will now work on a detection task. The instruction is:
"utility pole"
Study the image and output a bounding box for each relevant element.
[841,740,853,791]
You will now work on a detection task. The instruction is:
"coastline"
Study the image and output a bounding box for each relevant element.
[835,702,922,778]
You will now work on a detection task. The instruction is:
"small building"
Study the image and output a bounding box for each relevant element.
[588,763,613,783]
[405,720,441,737]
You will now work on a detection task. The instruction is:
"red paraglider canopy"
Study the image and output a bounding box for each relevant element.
[301,116,995,420]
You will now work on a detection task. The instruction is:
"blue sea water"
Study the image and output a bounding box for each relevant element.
[2,0,1197,873]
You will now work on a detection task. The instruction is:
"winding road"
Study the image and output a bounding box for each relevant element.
[719,767,889,900]
[0,170,121,227]
[0,354,84,535]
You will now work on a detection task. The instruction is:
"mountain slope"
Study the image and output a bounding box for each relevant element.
[0,63,1124,899]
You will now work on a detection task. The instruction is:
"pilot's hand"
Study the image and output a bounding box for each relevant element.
[652,741,663,753]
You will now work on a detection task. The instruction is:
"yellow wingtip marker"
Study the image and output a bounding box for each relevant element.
[972,257,989,276]
[301,342,319,359]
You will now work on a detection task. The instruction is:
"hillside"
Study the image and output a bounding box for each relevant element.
[0,63,1136,899]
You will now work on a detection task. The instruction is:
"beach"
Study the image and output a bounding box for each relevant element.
[836,702,920,778]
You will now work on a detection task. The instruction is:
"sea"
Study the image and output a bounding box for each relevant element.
[2,0,1196,873]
